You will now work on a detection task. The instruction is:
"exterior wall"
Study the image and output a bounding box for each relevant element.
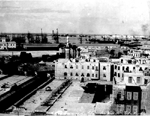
[55,58,99,80]
[111,56,150,115]
[7,42,16,48]
[123,73,145,86]
[114,61,150,84]
[100,62,112,81]
[0,41,16,49]
[110,85,146,115]
[78,44,120,52]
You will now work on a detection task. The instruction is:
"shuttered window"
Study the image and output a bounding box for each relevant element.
[133,105,138,114]
[127,92,132,100]
[133,92,138,100]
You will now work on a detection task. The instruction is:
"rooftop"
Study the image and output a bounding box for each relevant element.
[76,43,120,47]
[0,75,31,96]
[0,75,7,79]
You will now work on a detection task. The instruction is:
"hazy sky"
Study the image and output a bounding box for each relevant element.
[0,0,150,35]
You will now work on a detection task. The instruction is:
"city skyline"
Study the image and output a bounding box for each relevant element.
[0,0,150,35]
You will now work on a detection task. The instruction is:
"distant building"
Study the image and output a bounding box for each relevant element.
[0,38,16,50]
[77,43,120,52]
[7,42,16,49]
[128,49,143,58]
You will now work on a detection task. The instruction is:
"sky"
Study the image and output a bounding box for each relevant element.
[0,0,150,35]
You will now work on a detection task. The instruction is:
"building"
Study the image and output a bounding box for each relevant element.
[77,43,120,53]
[138,44,150,55]
[110,56,150,115]
[128,49,144,58]
[7,41,16,49]
[0,37,16,50]
[55,58,99,81]
[99,61,114,82]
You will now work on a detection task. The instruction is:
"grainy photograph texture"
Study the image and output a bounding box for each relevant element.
[0,0,150,115]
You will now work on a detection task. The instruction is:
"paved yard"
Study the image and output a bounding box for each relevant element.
[47,81,96,116]
[17,79,64,114]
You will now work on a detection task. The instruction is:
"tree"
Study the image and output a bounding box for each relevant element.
[27,32,34,43]
[35,36,41,43]
[79,35,83,44]
[42,34,48,43]
[110,49,115,56]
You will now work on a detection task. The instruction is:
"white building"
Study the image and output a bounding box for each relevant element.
[55,58,99,80]
[0,38,16,50]
[111,55,150,114]
[99,62,113,82]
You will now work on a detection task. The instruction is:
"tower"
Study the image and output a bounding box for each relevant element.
[65,36,70,59]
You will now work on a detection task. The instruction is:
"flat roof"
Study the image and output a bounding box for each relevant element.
[76,44,120,46]
[20,79,64,113]
[0,75,29,95]
[0,75,6,79]
[84,80,112,85]
[24,43,59,47]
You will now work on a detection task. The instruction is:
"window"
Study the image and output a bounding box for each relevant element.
[76,73,78,76]
[114,72,117,76]
[121,59,123,63]
[82,66,84,69]
[103,66,106,70]
[126,105,131,114]
[143,60,146,64]
[95,74,97,77]
[115,65,117,69]
[144,79,148,85]
[122,66,124,71]
[92,66,94,70]
[76,65,78,69]
[81,73,84,77]
[87,73,90,77]
[117,105,121,114]
[133,92,138,100]
[139,67,143,71]
[118,66,120,70]
[70,73,73,76]
[142,92,147,100]
[87,66,89,69]
[120,90,124,100]
[70,65,73,69]
[127,92,132,100]
[133,105,138,114]
[145,67,148,71]
[137,77,141,84]
[133,67,135,70]
[64,72,67,76]
[65,65,67,68]
[120,105,124,114]
[103,74,106,77]
[92,74,94,77]
[122,73,124,78]
[118,73,120,77]
[126,67,129,72]
[128,77,132,83]
[96,66,98,71]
